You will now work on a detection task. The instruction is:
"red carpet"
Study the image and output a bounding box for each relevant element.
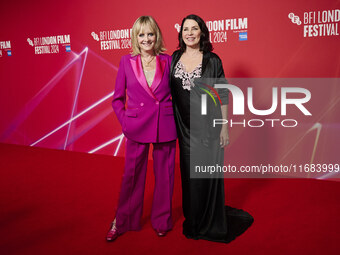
[0,143,339,255]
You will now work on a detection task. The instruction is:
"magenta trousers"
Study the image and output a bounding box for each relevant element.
[115,138,176,233]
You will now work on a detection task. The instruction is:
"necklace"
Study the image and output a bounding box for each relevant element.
[141,56,155,67]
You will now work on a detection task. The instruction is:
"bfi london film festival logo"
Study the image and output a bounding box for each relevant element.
[91,28,132,51]
[0,40,12,57]
[200,83,311,128]
[288,9,339,37]
[27,35,71,54]
[174,16,248,42]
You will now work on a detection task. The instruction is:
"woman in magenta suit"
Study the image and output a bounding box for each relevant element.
[106,16,177,241]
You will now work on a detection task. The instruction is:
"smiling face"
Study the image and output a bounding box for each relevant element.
[137,25,156,53]
[182,19,201,48]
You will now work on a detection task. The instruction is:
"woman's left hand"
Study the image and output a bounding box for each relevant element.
[219,125,229,148]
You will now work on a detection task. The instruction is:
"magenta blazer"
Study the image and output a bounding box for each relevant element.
[112,53,177,143]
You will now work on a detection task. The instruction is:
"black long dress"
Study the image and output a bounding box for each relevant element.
[170,50,253,243]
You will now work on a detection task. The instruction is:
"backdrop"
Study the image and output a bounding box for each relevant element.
[0,0,339,179]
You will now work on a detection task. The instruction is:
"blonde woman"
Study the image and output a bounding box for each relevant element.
[106,16,176,242]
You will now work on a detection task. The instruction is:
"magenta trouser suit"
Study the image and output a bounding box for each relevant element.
[112,53,177,233]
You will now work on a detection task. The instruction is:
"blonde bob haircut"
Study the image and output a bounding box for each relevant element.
[131,16,166,56]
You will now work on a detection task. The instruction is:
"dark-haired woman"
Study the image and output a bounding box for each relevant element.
[170,14,253,243]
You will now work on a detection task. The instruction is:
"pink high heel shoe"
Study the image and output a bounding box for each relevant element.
[106,219,120,242]
[155,229,168,237]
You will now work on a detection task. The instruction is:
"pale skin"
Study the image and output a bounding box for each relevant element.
[180,19,229,147]
[137,25,157,71]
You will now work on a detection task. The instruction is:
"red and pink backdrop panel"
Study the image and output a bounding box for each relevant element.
[0,0,339,179]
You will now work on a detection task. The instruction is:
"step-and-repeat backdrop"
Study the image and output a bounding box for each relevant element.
[0,0,339,178]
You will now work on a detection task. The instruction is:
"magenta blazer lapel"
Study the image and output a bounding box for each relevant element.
[130,55,157,100]
[150,55,166,93]
[129,54,166,99]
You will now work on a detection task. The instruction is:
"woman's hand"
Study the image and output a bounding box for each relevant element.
[219,105,229,148]
[220,125,229,148]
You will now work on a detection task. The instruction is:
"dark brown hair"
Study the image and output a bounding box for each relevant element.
[178,14,213,53]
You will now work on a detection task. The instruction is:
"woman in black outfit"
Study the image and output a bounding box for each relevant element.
[170,14,253,243]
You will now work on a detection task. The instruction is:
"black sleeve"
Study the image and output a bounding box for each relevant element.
[215,55,229,105]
